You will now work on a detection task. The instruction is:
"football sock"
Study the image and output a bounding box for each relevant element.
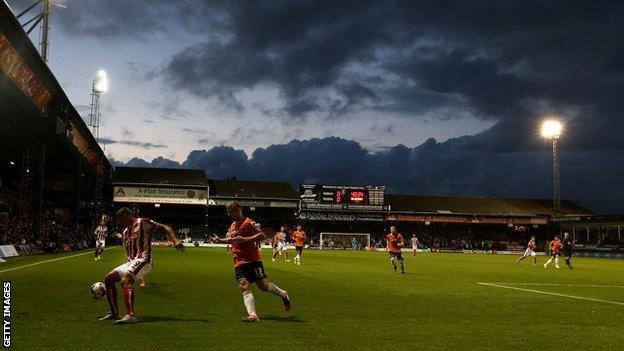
[242,291,257,316]
[555,257,559,266]
[267,282,287,298]
[123,286,135,316]
[545,258,552,266]
[105,283,119,316]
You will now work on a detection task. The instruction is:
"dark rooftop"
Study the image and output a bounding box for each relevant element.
[386,194,592,217]
[210,179,298,199]
[113,167,207,186]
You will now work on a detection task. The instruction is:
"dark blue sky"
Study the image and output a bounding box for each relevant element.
[10,0,624,213]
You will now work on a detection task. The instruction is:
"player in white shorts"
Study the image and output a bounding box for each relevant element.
[94,219,108,260]
[99,207,184,324]
[272,227,290,262]
[516,236,537,266]
[410,235,419,256]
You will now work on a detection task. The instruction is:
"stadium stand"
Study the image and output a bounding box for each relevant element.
[0,2,111,252]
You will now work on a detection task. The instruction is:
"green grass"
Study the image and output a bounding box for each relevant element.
[3,247,624,350]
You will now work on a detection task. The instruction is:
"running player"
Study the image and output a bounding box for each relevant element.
[516,236,538,266]
[212,201,291,322]
[272,227,290,262]
[387,226,405,273]
[410,234,419,256]
[99,207,184,324]
[293,226,307,266]
[562,232,574,269]
[94,219,108,260]
[544,235,562,269]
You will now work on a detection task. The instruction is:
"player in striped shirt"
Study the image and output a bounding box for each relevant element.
[94,219,108,260]
[212,201,291,322]
[516,236,538,266]
[410,235,419,256]
[98,207,184,324]
[272,227,290,262]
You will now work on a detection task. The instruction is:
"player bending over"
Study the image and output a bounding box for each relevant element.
[272,227,290,262]
[99,207,184,324]
[516,236,538,266]
[94,219,108,260]
[543,236,562,269]
[293,226,307,266]
[212,201,291,322]
[387,226,405,273]
[562,232,574,269]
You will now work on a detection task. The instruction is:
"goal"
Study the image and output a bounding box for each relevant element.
[319,232,370,250]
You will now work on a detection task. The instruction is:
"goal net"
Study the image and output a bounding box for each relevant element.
[319,232,370,250]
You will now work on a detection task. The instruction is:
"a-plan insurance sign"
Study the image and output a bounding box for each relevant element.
[113,186,207,205]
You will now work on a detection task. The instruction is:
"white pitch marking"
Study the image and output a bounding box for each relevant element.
[477,282,624,306]
[0,247,117,274]
[483,282,624,288]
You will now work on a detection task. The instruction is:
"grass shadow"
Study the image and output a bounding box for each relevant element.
[261,315,304,323]
[139,315,210,324]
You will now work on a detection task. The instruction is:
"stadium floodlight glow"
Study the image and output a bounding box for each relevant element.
[9,161,15,165]
[540,118,563,215]
[93,70,108,93]
[541,120,562,139]
[89,70,109,142]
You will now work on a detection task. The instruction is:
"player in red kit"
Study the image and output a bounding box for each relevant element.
[98,207,184,324]
[212,201,291,322]
[516,236,538,266]
[387,226,405,273]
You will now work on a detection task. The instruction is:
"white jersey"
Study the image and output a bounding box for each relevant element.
[411,237,419,249]
[275,232,288,251]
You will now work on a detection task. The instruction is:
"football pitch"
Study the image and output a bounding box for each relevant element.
[3,247,624,350]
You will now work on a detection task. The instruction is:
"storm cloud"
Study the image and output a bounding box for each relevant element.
[114,136,624,214]
[11,0,624,212]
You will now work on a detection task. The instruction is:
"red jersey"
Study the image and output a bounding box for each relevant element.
[293,230,306,246]
[550,239,562,253]
[229,217,262,267]
[387,233,403,253]
[123,218,157,262]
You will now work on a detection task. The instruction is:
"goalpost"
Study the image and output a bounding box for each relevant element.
[319,232,370,250]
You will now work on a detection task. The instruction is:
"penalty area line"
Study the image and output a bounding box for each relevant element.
[477,282,624,306]
[0,247,117,274]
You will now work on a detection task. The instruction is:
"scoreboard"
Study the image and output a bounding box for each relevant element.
[299,184,386,211]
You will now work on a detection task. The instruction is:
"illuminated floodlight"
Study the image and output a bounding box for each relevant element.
[93,70,108,93]
[541,120,562,139]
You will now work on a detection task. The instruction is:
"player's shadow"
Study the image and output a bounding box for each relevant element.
[261,315,304,323]
[140,316,210,324]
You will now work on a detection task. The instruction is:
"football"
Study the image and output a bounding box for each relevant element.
[90,282,106,299]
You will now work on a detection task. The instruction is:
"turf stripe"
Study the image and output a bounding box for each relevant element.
[483,282,624,288]
[0,247,117,274]
[477,282,624,306]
